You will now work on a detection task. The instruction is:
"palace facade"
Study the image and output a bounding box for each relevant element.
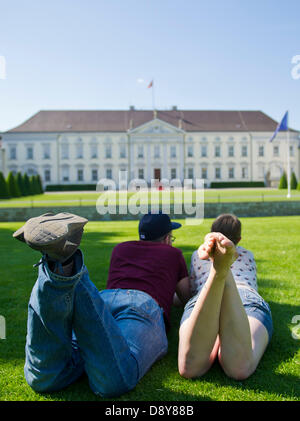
[0,108,299,188]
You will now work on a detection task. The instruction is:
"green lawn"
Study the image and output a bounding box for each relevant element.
[0,188,300,208]
[0,216,299,401]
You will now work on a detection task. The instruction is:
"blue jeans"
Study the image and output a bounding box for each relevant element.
[24,250,168,397]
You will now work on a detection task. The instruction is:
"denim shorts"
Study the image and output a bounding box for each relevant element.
[180,286,273,343]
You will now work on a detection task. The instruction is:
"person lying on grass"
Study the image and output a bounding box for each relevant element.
[178,214,273,380]
[13,211,190,398]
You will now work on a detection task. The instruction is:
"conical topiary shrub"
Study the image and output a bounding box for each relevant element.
[16,172,26,196]
[278,171,287,189]
[290,172,298,190]
[7,171,21,197]
[23,173,31,196]
[0,171,10,198]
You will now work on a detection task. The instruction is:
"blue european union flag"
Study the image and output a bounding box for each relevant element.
[270,111,288,142]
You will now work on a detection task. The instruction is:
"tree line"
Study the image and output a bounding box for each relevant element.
[0,171,43,198]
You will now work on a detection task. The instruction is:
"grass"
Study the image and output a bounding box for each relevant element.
[0,188,300,208]
[0,216,299,401]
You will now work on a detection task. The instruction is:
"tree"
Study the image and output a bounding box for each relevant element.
[37,174,44,194]
[290,172,298,190]
[16,172,26,196]
[23,173,31,196]
[0,172,10,198]
[7,171,21,197]
[29,175,38,195]
[278,171,287,189]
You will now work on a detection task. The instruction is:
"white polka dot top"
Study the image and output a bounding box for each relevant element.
[189,245,258,296]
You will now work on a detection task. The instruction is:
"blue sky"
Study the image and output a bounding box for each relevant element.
[0,0,300,132]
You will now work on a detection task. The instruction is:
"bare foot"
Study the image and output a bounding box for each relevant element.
[198,232,238,273]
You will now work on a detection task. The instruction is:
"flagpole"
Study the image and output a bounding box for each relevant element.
[286,124,291,198]
[152,79,155,111]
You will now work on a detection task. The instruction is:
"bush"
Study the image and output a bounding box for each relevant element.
[297,182,300,191]
[278,172,287,189]
[210,181,265,189]
[6,172,21,197]
[290,172,298,190]
[0,172,10,198]
[45,184,97,192]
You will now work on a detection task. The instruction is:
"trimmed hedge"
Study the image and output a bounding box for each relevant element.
[210,181,265,188]
[46,184,97,192]
[47,182,267,191]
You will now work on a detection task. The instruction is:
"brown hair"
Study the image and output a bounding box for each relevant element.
[211,214,241,245]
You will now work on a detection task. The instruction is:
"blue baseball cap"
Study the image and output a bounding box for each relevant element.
[139,212,181,241]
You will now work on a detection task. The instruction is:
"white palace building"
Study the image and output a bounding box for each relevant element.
[0,108,299,188]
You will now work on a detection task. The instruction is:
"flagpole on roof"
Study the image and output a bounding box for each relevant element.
[152,79,155,111]
[147,79,155,111]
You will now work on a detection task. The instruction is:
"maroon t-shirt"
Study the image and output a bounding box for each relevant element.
[106,241,188,328]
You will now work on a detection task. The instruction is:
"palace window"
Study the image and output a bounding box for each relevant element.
[9,146,16,160]
[187,145,194,157]
[92,169,98,182]
[215,145,221,157]
[77,169,84,181]
[137,146,144,159]
[44,169,51,182]
[171,168,177,179]
[90,144,98,159]
[138,168,144,179]
[215,167,221,179]
[76,143,84,159]
[228,145,234,157]
[258,145,264,157]
[62,166,69,182]
[170,146,176,158]
[201,145,207,157]
[201,167,207,179]
[273,145,279,157]
[119,144,126,158]
[105,145,112,159]
[228,167,235,179]
[241,145,248,157]
[188,168,194,179]
[43,144,51,159]
[26,146,34,160]
[61,143,69,159]
[106,168,112,179]
[242,166,248,179]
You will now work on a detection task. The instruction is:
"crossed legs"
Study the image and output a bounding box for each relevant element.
[25,250,167,397]
[178,233,269,380]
